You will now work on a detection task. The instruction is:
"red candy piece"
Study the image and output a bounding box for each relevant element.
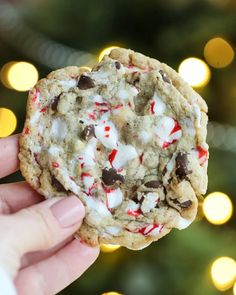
[150,101,155,114]
[162,120,182,149]
[52,161,60,168]
[170,120,181,135]
[40,106,47,113]
[112,104,123,110]
[81,172,92,178]
[31,89,40,108]
[127,209,142,217]
[197,146,208,166]
[138,224,163,236]
[95,102,108,106]
[108,149,118,166]
[23,126,30,135]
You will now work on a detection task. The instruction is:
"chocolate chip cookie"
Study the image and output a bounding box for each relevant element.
[19,48,208,250]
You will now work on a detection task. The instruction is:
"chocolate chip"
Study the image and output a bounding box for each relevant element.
[102,168,124,186]
[33,153,40,165]
[115,61,121,69]
[159,70,171,84]
[179,200,192,208]
[175,152,192,180]
[51,176,67,192]
[77,75,95,90]
[79,120,84,124]
[81,125,95,141]
[51,96,60,111]
[171,198,192,209]
[144,180,162,188]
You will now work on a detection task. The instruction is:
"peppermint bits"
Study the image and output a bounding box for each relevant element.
[154,116,182,148]
[196,146,208,166]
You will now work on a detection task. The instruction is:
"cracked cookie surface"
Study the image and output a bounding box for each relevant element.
[19,48,208,250]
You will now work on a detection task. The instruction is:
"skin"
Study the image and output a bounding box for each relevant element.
[0,134,100,295]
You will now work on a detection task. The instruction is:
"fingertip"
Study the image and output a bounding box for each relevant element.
[72,239,100,261]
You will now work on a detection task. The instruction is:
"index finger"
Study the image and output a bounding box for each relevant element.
[0,134,20,178]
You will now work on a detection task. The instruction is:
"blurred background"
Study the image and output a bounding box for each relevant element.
[0,0,236,294]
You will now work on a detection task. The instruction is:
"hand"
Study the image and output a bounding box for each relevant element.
[0,134,99,295]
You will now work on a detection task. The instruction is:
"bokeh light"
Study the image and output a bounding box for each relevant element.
[98,46,119,62]
[101,292,122,295]
[0,108,17,138]
[233,281,236,295]
[211,257,236,291]
[204,37,234,68]
[203,192,233,225]
[0,62,17,89]
[178,57,211,88]
[100,244,121,253]
[6,61,38,91]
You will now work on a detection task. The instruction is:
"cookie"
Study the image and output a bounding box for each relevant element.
[19,48,208,250]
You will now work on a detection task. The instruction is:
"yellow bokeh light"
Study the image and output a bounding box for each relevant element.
[203,192,233,225]
[100,244,121,253]
[98,46,120,62]
[178,57,211,88]
[211,257,236,291]
[233,281,236,295]
[0,108,17,138]
[6,61,38,91]
[102,292,122,295]
[0,62,17,89]
[204,37,234,68]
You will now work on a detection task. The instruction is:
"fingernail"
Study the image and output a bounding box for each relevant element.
[51,196,85,227]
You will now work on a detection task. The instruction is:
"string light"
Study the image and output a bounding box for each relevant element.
[178,57,211,88]
[204,37,234,68]
[211,257,236,291]
[0,61,17,89]
[0,108,17,137]
[98,46,120,62]
[203,192,233,225]
[101,292,122,295]
[100,244,121,253]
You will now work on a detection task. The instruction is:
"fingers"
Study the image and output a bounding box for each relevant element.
[15,239,99,295]
[0,134,20,179]
[0,182,44,214]
[20,236,73,269]
[0,196,85,277]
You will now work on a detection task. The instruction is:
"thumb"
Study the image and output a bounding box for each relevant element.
[0,196,85,277]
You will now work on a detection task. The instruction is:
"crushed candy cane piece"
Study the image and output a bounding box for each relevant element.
[154,116,182,148]
[106,187,123,210]
[94,121,118,149]
[138,224,164,236]
[150,92,166,116]
[196,146,208,166]
[109,144,138,169]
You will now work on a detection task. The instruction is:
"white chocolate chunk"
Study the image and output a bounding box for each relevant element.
[94,121,118,149]
[175,216,192,229]
[105,226,121,236]
[30,111,41,124]
[112,144,138,170]
[106,188,123,209]
[51,118,68,140]
[193,103,201,128]
[141,192,159,213]
[151,92,166,116]
[139,130,151,143]
[58,79,77,88]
